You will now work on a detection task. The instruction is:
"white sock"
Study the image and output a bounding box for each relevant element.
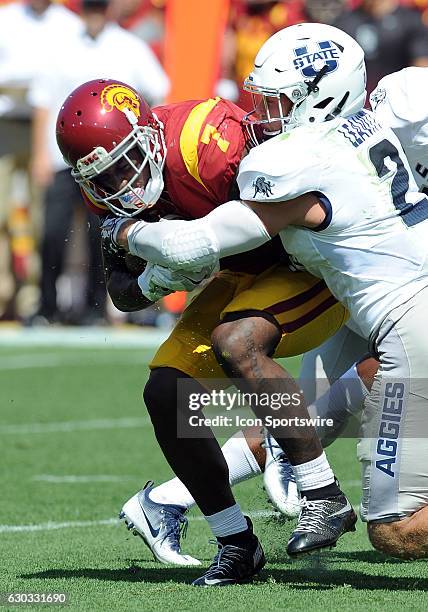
[307,363,369,442]
[205,503,248,538]
[292,451,335,491]
[222,431,262,483]
[149,476,195,509]
[149,432,261,508]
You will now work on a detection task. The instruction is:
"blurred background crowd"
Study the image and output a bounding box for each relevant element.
[0,0,427,329]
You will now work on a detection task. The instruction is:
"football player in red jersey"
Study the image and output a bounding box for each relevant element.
[56,79,355,585]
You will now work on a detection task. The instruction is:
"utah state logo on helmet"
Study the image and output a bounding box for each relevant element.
[293,40,340,79]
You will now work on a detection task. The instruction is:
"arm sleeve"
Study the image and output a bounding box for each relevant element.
[127,200,271,272]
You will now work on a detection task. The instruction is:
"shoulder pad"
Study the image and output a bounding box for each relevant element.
[238,130,320,202]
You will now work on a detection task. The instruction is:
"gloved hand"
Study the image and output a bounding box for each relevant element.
[137,262,213,302]
[100,215,134,255]
[101,214,176,256]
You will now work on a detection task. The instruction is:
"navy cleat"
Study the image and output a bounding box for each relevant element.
[120,481,201,566]
[287,493,357,557]
[192,518,265,586]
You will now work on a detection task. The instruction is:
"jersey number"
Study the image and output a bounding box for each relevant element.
[200,124,230,153]
[369,139,428,227]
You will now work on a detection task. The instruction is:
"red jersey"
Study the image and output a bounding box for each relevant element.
[155,97,246,219]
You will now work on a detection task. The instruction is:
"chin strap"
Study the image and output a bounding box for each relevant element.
[325,91,350,121]
[305,64,329,95]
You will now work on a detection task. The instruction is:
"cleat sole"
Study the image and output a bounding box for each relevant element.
[120,507,159,560]
[288,522,357,558]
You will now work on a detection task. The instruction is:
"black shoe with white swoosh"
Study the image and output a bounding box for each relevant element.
[287,493,357,557]
[192,518,265,587]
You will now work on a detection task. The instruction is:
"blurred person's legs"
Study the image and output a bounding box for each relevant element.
[0,155,16,318]
[36,169,75,322]
[0,84,37,319]
[33,169,106,324]
[0,153,39,320]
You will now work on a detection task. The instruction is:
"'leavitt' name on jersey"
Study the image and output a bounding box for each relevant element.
[338,110,381,148]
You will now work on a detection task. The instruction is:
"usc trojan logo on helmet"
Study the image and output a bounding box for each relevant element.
[100,84,141,118]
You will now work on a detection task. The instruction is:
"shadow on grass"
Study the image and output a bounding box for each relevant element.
[263,567,428,591]
[269,549,407,566]
[21,565,201,584]
[327,550,412,564]
[21,564,428,590]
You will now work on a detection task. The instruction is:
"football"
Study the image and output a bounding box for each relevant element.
[125,253,147,277]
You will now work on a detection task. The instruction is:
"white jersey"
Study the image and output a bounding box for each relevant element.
[370,67,428,194]
[237,111,428,340]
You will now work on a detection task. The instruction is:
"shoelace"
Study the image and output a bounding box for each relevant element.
[159,507,188,551]
[202,541,247,579]
[276,454,296,483]
[262,434,296,482]
[295,496,332,533]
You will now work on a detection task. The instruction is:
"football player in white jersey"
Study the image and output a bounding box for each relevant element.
[107,24,428,563]
[371,68,428,196]
[299,66,428,450]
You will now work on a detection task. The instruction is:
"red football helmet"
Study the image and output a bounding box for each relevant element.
[56,78,166,217]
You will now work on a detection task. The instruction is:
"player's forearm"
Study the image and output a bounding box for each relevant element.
[123,200,272,272]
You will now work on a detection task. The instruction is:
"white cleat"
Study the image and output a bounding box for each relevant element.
[263,434,300,520]
[120,481,201,566]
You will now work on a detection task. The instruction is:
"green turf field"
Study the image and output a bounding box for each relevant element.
[1,335,428,611]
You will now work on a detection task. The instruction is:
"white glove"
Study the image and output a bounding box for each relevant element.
[137,262,212,302]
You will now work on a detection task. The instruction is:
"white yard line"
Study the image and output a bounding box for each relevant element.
[0,352,151,370]
[32,475,140,483]
[0,327,168,348]
[0,351,152,371]
[0,519,118,533]
[0,416,150,435]
[0,510,278,534]
[30,473,361,488]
